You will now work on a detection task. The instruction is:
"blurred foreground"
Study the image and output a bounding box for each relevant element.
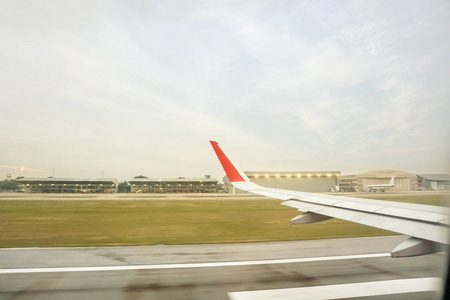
[0,236,446,300]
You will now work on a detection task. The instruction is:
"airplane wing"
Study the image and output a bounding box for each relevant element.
[210,141,449,257]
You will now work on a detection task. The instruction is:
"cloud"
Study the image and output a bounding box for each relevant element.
[0,1,449,180]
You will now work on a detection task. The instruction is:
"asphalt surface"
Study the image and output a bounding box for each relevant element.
[0,236,447,300]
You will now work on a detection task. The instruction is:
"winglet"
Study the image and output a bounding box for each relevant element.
[210,141,248,182]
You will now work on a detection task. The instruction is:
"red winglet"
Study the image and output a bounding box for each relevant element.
[210,141,246,182]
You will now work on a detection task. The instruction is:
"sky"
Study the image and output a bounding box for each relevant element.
[1,0,449,182]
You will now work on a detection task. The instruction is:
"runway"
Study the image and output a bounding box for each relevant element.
[0,236,447,300]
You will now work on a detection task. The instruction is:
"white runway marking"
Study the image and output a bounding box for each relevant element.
[0,252,389,274]
[228,277,442,300]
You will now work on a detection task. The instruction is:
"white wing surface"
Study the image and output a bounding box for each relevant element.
[210,141,449,257]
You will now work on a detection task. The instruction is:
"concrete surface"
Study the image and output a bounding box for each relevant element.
[0,236,447,300]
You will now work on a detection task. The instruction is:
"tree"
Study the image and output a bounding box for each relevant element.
[133,175,148,179]
[118,181,131,193]
[0,180,20,192]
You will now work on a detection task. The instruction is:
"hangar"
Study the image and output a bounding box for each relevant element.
[128,176,218,193]
[356,170,418,192]
[15,178,118,193]
[224,170,420,193]
[224,171,341,193]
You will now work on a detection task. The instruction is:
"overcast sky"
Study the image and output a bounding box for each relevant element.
[1,0,449,182]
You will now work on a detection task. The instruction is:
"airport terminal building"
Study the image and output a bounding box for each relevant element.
[128,176,218,193]
[15,178,118,193]
[224,171,341,193]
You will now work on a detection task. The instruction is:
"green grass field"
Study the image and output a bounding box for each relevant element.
[0,193,447,248]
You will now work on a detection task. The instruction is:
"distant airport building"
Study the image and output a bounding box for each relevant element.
[337,171,417,192]
[338,175,357,192]
[14,178,118,193]
[224,171,341,193]
[128,176,218,193]
[224,170,420,193]
[355,170,418,192]
[417,174,450,190]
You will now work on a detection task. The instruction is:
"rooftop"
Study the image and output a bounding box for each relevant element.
[358,170,416,178]
[418,174,450,181]
[128,177,218,182]
[14,177,118,184]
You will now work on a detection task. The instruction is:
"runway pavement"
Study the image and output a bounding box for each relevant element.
[0,236,447,300]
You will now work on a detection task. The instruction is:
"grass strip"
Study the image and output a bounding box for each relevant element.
[0,194,447,248]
